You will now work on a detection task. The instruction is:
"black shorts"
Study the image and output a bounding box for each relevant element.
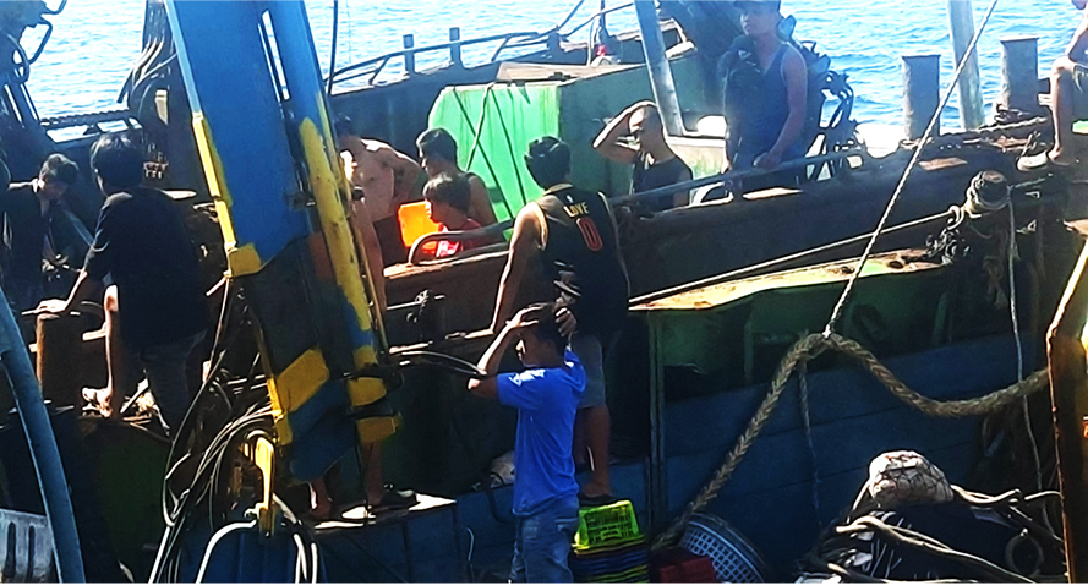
[373,216,407,266]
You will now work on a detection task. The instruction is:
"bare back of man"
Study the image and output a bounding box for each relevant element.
[339,136,421,222]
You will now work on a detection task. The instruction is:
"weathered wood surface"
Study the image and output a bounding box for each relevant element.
[384,143,1025,346]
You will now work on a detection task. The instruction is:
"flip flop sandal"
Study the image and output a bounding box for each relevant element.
[1017,151,1074,172]
[370,488,417,512]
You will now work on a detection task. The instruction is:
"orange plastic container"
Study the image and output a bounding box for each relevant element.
[398,201,441,248]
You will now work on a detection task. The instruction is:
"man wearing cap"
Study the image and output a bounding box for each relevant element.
[719,0,808,171]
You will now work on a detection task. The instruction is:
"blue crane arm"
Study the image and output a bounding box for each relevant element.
[164,0,394,481]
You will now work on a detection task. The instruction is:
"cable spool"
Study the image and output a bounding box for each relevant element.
[964,170,1010,217]
[678,513,767,583]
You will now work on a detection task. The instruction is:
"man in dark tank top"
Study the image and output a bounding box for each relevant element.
[594,101,692,212]
[718,0,808,171]
[493,137,629,504]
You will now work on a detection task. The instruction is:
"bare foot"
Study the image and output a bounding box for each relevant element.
[310,491,332,521]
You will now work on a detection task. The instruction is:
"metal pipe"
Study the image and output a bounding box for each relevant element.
[634,0,684,136]
[0,288,84,583]
[1000,35,1040,114]
[403,34,415,76]
[902,54,941,140]
[448,27,462,68]
[946,0,984,129]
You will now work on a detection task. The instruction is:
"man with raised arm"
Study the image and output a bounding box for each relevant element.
[593,101,692,211]
[470,303,584,583]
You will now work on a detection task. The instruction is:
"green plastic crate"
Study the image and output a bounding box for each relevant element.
[574,499,642,550]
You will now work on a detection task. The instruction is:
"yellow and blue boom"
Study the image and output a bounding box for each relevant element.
[165,0,394,481]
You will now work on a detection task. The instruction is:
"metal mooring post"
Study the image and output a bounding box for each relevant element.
[448,27,463,68]
[403,34,416,76]
[634,0,684,136]
[902,54,941,140]
[36,312,84,409]
[946,0,984,129]
[1000,35,1040,115]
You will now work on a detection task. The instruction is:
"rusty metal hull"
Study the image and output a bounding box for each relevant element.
[1047,241,1088,583]
[384,136,1064,346]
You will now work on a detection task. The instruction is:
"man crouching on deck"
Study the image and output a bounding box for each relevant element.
[469,303,584,583]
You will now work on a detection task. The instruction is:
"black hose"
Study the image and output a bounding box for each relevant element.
[327,0,339,95]
[394,350,490,379]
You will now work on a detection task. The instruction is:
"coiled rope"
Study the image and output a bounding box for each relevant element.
[651,331,1049,550]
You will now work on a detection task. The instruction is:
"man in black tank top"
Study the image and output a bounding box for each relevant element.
[594,102,692,212]
[493,137,628,503]
[719,0,808,171]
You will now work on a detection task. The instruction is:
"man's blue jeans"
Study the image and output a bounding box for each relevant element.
[510,496,579,583]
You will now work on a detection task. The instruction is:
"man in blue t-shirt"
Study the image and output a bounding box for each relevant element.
[469,303,585,583]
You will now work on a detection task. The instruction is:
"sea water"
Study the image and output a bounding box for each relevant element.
[22,0,1081,129]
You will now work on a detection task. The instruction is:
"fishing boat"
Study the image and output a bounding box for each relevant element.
[0,1,1084,583]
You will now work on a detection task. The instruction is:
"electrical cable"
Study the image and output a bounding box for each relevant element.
[327,0,339,95]
[194,521,257,583]
[1006,203,1049,533]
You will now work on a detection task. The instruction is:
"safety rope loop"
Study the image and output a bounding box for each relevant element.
[651,330,1049,550]
[823,0,1003,338]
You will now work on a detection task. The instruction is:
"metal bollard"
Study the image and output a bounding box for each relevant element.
[403,34,416,76]
[1000,35,1040,115]
[448,27,462,68]
[36,312,84,409]
[902,54,941,140]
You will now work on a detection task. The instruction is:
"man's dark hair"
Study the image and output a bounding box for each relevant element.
[40,154,79,186]
[640,104,663,130]
[90,133,144,188]
[416,128,458,163]
[523,302,566,353]
[424,172,472,214]
[524,136,570,189]
[333,115,353,136]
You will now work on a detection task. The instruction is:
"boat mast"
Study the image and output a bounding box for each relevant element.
[634,0,684,136]
[946,0,985,129]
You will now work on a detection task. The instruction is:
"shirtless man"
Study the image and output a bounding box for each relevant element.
[415,128,498,227]
[1019,0,1088,170]
[334,117,423,265]
[594,102,692,211]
